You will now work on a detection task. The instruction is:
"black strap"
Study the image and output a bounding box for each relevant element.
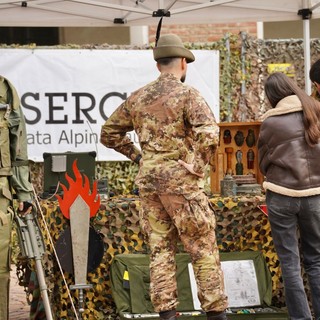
[12,160,29,167]
[155,17,163,47]
[134,154,142,165]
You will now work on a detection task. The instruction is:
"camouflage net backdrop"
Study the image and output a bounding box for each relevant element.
[15,34,318,318]
[24,195,288,320]
[3,33,319,125]
[25,34,320,196]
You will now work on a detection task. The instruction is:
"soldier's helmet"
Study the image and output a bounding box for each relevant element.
[153,34,195,64]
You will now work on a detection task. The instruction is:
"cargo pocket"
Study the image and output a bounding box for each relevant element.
[0,209,12,273]
[0,182,13,272]
[0,126,11,168]
[175,192,216,237]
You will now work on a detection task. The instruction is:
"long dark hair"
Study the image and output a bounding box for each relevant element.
[264,72,320,146]
[310,59,320,83]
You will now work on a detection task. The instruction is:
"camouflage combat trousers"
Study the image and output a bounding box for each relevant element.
[0,177,13,320]
[139,190,228,313]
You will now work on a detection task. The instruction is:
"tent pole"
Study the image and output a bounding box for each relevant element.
[225,33,231,122]
[299,0,312,94]
[303,18,311,95]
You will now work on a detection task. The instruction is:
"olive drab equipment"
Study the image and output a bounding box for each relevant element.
[0,77,17,320]
[0,79,14,176]
[110,252,289,320]
[0,77,54,320]
[14,203,54,320]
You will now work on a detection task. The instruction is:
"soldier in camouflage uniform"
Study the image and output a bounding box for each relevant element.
[100,34,228,320]
[310,59,320,102]
[0,76,33,320]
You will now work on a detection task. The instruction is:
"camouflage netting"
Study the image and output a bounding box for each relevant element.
[13,34,318,318]
[24,33,320,196]
[26,195,286,320]
[3,33,319,125]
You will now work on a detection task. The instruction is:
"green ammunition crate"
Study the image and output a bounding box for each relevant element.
[110,251,288,320]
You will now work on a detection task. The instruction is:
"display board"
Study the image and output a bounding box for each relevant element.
[0,49,219,162]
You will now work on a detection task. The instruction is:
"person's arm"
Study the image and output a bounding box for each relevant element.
[100,99,142,164]
[257,124,270,176]
[9,104,33,203]
[184,89,219,176]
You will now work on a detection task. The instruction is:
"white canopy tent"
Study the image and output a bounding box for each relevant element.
[1,0,320,91]
[0,0,319,27]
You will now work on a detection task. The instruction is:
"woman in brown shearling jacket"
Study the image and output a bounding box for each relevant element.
[258,72,320,320]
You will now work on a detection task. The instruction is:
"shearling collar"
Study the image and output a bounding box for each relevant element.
[261,95,302,121]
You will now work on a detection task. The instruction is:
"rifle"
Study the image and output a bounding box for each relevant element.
[14,202,54,320]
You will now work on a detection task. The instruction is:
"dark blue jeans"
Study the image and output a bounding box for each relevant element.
[266,190,320,320]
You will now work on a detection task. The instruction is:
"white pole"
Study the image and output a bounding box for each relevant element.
[303,0,312,95]
[256,22,264,40]
[130,26,149,45]
[303,18,312,95]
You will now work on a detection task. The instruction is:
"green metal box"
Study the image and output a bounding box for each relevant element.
[110,251,288,320]
[42,151,96,196]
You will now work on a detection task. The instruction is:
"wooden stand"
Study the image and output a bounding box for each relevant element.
[210,121,264,194]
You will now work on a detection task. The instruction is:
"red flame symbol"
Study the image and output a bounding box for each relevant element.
[56,160,100,219]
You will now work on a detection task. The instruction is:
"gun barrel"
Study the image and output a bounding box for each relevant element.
[14,211,54,320]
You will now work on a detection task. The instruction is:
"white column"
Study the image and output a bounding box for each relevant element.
[302,0,312,95]
[130,26,149,45]
[256,22,264,39]
[303,18,311,95]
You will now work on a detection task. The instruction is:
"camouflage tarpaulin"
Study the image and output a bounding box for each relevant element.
[24,195,289,320]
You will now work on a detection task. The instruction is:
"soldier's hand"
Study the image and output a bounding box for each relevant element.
[178,160,204,178]
[18,201,33,215]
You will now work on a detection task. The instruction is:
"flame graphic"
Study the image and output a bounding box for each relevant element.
[56,159,100,219]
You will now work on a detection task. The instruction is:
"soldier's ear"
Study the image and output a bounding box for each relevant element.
[181,58,186,70]
[156,62,161,72]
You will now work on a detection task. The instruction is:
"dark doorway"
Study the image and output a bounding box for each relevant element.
[0,27,59,45]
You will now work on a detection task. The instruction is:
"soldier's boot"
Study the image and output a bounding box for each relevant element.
[159,309,177,320]
[207,311,229,320]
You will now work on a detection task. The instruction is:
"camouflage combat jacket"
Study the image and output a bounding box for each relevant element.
[101,73,219,193]
[0,76,33,202]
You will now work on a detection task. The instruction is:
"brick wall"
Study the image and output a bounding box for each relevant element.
[148,22,257,43]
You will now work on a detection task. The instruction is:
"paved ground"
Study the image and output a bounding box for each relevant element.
[9,264,30,320]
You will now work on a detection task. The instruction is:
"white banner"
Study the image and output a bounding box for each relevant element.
[0,49,219,161]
